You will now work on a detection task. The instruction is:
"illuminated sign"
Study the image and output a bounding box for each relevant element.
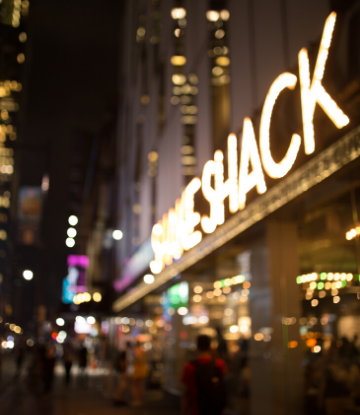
[62,255,89,304]
[150,12,349,275]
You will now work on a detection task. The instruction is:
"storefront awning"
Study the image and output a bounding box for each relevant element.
[113,126,360,312]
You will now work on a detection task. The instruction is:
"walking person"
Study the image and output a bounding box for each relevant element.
[182,334,227,415]
[131,341,148,407]
[78,343,88,387]
[43,342,56,396]
[114,341,132,406]
[63,341,74,386]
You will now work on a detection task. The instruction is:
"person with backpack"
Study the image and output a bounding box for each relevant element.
[182,334,227,415]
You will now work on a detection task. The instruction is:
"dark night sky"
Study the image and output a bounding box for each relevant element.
[19,0,123,308]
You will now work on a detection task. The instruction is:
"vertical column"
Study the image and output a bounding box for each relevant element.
[250,221,303,415]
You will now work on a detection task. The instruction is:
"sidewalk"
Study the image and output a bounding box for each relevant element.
[1,365,180,415]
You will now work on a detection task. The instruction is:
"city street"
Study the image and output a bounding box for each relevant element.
[0,365,180,415]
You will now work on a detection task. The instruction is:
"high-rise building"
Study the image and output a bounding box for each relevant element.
[112,0,360,413]
[0,0,30,334]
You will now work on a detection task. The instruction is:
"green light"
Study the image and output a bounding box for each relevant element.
[342,281,347,288]
[317,282,324,290]
[296,276,302,284]
[320,272,327,281]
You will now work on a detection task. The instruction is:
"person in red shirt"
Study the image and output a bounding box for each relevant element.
[182,334,227,415]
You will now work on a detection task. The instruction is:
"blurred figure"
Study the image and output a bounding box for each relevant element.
[78,342,88,386]
[216,327,228,361]
[131,341,148,407]
[182,334,227,415]
[63,341,74,386]
[114,341,132,406]
[15,338,26,377]
[43,342,56,395]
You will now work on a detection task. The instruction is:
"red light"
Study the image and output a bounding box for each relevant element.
[51,333,58,340]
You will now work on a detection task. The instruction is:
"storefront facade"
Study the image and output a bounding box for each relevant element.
[114,1,360,414]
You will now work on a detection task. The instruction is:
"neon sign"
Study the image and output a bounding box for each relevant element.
[150,12,349,275]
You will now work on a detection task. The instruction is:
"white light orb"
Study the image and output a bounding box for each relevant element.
[67,228,77,238]
[23,270,33,280]
[112,230,123,240]
[144,274,155,284]
[66,238,75,248]
[68,215,78,226]
[87,316,96,325]
[56,318,65,326]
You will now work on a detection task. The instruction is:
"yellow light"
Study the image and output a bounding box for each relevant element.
[220,10,230,21]
[230,325,239,333]
[259,73,301,178]
[206,291,214,299]
[333,296,340,304]
[288,340,298,349]
[171,56,187,66]
[215,29,225,39]
[83,292,91,302]
[171,8,186,20]
[346,228,357,240]
[19,32,27,42]
[193,295,202,302]
[298,12,349,155]
[325,282,331,289]
[214,281,222,289]
[206,10,219,21]
[212,66,223,76]
[17,53,25,64]
[238,118,267,210]
[194,286,203,294]
[93,292,102,302]
[153,224,163,236]
[310,281,317,289]
[172,74,187,85]
[214,288,222,296]
[150,260,163,275]
[215,57,230,67]
[254,333,264,341]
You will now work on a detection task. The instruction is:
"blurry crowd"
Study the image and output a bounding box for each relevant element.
[305,335,360,414]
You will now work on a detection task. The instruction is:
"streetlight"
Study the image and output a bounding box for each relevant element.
[144,274,155,284]
[112,230,123,240]
[67,228,77,238]
[68,215,78,226]
[23,270,33,280]
[56,318,65,326]
[66,238,75,247]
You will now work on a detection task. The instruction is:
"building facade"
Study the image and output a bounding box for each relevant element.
[113,1,360,414]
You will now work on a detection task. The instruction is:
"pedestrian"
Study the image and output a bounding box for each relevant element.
[43,342,56,395]
[78,342,88,387]
[182,334,227,415]
[114,341,132,406]
[63,341,74,386]
[15,338,26,377]
[131,340,148,406]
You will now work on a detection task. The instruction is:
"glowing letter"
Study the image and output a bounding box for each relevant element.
[201,135,238,233]
[225,134,239,213]
[238,118,267,210]
[150,222,165,274]
[181,178,202,250]
[260,73,301,178]
[298,12,349,155]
